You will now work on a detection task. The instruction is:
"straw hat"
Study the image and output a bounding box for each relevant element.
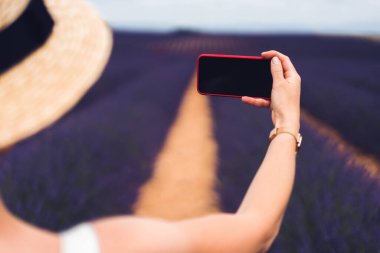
[0,0,112,150]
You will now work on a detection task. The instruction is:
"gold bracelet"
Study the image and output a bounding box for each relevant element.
[269,128,302,152]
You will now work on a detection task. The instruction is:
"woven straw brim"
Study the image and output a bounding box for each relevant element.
[0,0,112,150]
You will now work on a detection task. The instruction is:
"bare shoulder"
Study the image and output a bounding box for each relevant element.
[92,216,192,253]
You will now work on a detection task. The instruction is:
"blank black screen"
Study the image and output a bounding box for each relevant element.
[198,56,272,98]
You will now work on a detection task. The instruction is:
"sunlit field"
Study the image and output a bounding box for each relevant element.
[1,31,379,252]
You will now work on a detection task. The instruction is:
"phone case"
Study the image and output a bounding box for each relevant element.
[196,53,270,100]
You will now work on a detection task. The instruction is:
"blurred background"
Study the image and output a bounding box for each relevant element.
[89,0,380,35]
[1,0,379,252]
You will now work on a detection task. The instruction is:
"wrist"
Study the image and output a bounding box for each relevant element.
[274,113,299,133]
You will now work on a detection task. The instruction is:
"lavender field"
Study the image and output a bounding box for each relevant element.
[0,31,379,252]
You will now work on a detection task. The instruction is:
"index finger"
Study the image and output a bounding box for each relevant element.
[261,50,299,79]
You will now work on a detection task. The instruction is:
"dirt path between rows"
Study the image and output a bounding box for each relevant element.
[133,75,220,220]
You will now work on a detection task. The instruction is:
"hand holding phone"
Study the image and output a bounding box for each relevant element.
[242,51,302,135]
[197,54,272,99]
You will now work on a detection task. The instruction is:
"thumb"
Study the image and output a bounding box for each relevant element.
[270,56,284,82]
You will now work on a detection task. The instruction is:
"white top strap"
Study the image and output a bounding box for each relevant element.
[60,223,101,253]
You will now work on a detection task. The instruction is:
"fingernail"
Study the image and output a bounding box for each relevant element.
[272,56,280,65]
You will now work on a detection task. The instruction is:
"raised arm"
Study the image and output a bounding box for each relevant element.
[92,50,301,253]
[238,50,301,226]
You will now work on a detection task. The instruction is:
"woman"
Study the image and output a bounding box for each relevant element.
[0,0,301,252]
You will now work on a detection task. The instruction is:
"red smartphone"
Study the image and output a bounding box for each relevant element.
[197,54,272,99]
